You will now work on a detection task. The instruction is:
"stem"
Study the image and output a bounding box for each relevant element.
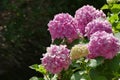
[45,74,50,80]
[61,39,65,44]
[82,58,92,80]
[73,67,81,72]
[86,68,92,80]
[58,73,61,80]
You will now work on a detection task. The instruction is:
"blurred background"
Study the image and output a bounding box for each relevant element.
[0,0,106,80]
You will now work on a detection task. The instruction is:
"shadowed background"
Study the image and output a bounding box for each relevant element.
[0,0,106,80]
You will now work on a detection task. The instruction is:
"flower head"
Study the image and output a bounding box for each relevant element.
[85,18,112,38]
[70,44,88,60]
[87,31,120,59]
[48,13,78,42]
[41,45,71,74]
[75,5,106,35]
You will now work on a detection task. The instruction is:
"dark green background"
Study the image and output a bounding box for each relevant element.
[0,0,106,80]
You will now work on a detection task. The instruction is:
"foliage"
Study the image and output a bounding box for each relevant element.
[29,64,47,75]
[101,3,120,33]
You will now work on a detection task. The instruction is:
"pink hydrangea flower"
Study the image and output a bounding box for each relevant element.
[41,45,71,74]
[85,18,112,39]
[87,31,120,59]
[75,5,106,36]
[48,13,79,42]
[93,10,106,19]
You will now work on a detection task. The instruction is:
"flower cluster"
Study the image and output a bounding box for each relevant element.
[70,44,88,60]
[48,5,107,42]
[75,5,106,35]
[41,45,71,74]
[48,13,78,42]
[85,18,112,38]
[87,31,120,59]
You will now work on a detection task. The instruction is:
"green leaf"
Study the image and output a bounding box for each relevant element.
[116,22,120,29]
[60,68,73,80]
[29,76,44,80]
[109,14,119,24]
[88,57,104,68]
[29,64,47,74]
[67,38,83,49]
[90,69,107,80]
[51,74,58,80]
[94,76,107,80]
[53,39,63,45]
[91,76,107,80]
[81,74,90,80]
[101,4,109,10]
[71,71,90,80]
[88,59,97,68]
[107,54,120,72]
[111,4,120,13]
[71,61,80,69]
[112,4,120,9]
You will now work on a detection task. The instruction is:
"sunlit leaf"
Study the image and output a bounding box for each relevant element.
[29,76,44,80]
[88,57,104,68]
[116,22,120,29]
[109,14,119,24]
[29,64,47,74]
[111,4,120,13]
[71,71,90,80]
[101,4,109,10]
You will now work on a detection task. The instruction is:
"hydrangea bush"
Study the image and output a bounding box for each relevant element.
[30,2,120,80]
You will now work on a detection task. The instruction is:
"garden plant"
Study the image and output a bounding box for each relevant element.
[30,1,120,80]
